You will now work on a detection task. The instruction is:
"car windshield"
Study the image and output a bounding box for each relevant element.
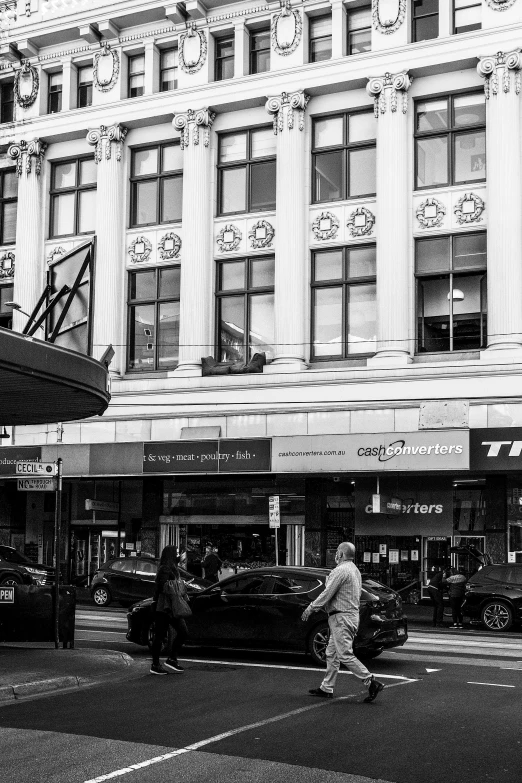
[0,546,31,564]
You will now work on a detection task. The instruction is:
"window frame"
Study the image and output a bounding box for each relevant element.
[0,80,14,124]
[77,65,93,108]
[130,141,183,228]
[0,167,17,246]
[160,47,178,91]
[215,34,235,81]
[347,3,372,56]
[49,155,97,239]
[47,71,63,115]
[249,26,271,75]
[217,127,276,216]
[0,281,14,330]
[452,0,481,34]
[412,0,439,43]
[128,53,146,98]
[308,13,332,63]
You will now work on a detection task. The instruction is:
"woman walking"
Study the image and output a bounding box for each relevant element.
[445,567,467,629]
[150,545,189,675]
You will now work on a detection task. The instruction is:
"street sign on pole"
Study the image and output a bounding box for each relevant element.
[17,477,57,492]
[269,495,280,528]
[15,461,58,476]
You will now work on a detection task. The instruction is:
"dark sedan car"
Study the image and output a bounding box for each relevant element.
[463,563,522,631]
[126,566,408,664]
[0,545,55,586]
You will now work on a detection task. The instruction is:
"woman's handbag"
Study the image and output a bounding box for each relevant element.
[162,578,192,618]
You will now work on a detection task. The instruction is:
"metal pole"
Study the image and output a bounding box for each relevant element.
[275,527,279,567]
[53,458,63,649]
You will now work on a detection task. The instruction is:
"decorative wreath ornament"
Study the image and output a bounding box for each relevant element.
[372,0,407,35]
[47,246,67,266]
[0,251,15,279]
[217,224,242,253]
[271,0,302,57]
[416,198,446,229]
[249,220,275,249]
[94,43,120,93]
[158,232,182,260]
[128,236,153,263]
[484,0,517,10]
[312,212,340,241]
[454,193,485,225]
[179,21,208,74]
[347,207,375,237]
[14,60,39,108]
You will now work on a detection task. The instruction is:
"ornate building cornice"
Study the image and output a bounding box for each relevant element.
[86,124,128,163]
[173,108,216,150]
[477,50,522,98]
[366,71,411,116]
[7,138,47,176]
[265,90,309,134]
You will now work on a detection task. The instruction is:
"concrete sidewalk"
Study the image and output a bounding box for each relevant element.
[0,646,136,704]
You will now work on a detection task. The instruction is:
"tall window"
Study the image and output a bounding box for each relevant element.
[215,35,235,81]
[216,256,275,363]
[128,266,180,371]
[415,92,486,189]
[250,27,270,74]
[348,5,371,55]
[311,245,376,359]
[50,157,97,238]
[130,143,183,227]
[0,283,14,330]
[309,15,332,62]
[0,81,14,123]
[128,54,145,98]
[218,128,276,215]
[413,0,438,42]
[160,48,178,91]
[77,66,93,108]
[453,0,481,34]
[312,110,377,203]
[48,72,62,114]
[0,169,17,245]
[416,233,487,353]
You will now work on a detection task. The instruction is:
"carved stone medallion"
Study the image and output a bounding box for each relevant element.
[347,207,375,237]
[372,0,407,35]
[129,236,153,263]
[454,193,485,225]
[14,60,39,108]
[485,0,517,10]
[94,43,120,93]
[217,224,242,253]
[248,220,275,249]
[0,251,15,278]
[179,22,208,74]
[312,212,340,241]
[271,2,302,57]
[416,198,446,229]
[47,246,66,265]
[158,232,182,260]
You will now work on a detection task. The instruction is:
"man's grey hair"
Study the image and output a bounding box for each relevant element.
[338,542,356,560]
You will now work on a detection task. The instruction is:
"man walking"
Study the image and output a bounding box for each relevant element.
[301,542,385,703]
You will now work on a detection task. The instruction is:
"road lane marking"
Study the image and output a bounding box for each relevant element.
[467,681,515,688]
[179,657,413,679]
[82,679,417,783]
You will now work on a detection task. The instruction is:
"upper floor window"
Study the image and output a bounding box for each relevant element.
[77,66,93,108]
[309,14,332,62]
[129,55,145,98]
[0,169,17,245]
[50,157,97,238]
[0,282,14,330]
[48,72,62,114]
[215,35,235,81]
[128,266,180,371]
[415,92,486,190]
[216,256,275,363]
[312,110,377,203]
[0,81,14,124]
[160,48,178,91]
[131,143,183,227]
[250,27,270,74]
[453,0,481,34]
[348,4,371,55]
[413,0,438,42]
[218,128,276,215]
[311,245,376,360]
[416,232,486,353]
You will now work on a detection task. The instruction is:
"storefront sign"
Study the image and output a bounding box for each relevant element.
[470,429,522,471]
[85,499,119,513]
[272,431,469,473]
[17,477,56,492]
[0,447,42,476]
[143,439,271,474]
[372,494,403,515]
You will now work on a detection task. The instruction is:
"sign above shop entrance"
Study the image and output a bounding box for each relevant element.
[143,439,271,474]
[372,494,403,515]
[470,429,522,471]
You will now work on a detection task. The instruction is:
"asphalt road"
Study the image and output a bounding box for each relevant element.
[1,607,521,783]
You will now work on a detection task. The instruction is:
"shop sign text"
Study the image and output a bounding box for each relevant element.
[143,439,271,474]
[470,429,522,471]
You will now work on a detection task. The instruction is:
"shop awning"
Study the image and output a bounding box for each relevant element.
[0,328,110,425]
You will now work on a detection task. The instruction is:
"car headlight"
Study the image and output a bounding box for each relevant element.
[25,567,48,576]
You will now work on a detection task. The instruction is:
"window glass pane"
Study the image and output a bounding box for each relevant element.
[310,15,332,37]
[217,37,234,57]
[314,250,343,281]
[49,72,62,88]
[162,145,183,172]
[347,246,376,278]
[78,189,96,233]
[130,75,144,97]
[220,167,247,213]
[454,130,486,183]
[417,277,450,352]
[220,261,245,291]
[349,112,377,142]
[159,266,181,298]
[454,93,485,127]
[416,99,448,132]
[130,55,145,74]
[452,274,485,351]
[416,137,448,187]
[414,15,438,42]
[3,171,17,199]
[161,49,177,68]
[250,257,275,288]
[52,192,75,235]
[134,180,158,225]
[133,148,158,176]
[313,117,344,149]
[349,6,371,29]
[129,304,155,369]
[311,38,332,62]
[251,48,270,74]
[251,128,276,159]
[313,287,343,356]
[314,150,343,201]
[455,6,481,33]
[453,233,486,270]
[79,158,97,185]
[2,201,17,243]
[251,31,270,50]
[249,292,275,361]
[158,301,180,367]
[220,133,247,163]
[348,29,371,54]
[78,66,93,83]
[415,0,438,12]
[416,237,450,273]
[347,283,376,354]
[161,176,183,223]
[161,68,177,91]
[0,285,14,311]
[219,296,245,362]
[251,160,276,211]
[349,147,376,196]
[217,57,234,80]
[54,162,76,189]
[130,270,155,300]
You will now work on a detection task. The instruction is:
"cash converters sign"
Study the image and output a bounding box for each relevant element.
[272,432,469,473]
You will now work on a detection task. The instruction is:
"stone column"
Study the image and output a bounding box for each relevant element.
[366,71,412,366]
[265,90,309,372]
[7,139,46,334]
[172,108,215,375]
[478,51,522,354]
[86,124,127,374]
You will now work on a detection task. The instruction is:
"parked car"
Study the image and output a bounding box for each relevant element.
[0,545,55,586]
[91,556,210,606]
[463,563,522,631]
[126,566,408,664]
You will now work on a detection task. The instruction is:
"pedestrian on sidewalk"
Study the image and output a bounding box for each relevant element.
[202,544,222,583]
[150,545,189,675]
[427,568,445,627]
[301,542,385,703]
[445,567,467,628]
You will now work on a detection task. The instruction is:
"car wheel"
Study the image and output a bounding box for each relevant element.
[481,600,513,631]
[92,586,111,607]
[147,620,175,655]
[308,622,330,665]
[0,575,21,586]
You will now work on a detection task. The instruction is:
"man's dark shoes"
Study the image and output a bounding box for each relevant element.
[165,659,184,672]
[150,663,168,675]
[309,687,333,699]
[364,677,385,703]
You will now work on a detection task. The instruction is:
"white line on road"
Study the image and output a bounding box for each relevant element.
[467,681,515,688]
[179,657,413,679]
